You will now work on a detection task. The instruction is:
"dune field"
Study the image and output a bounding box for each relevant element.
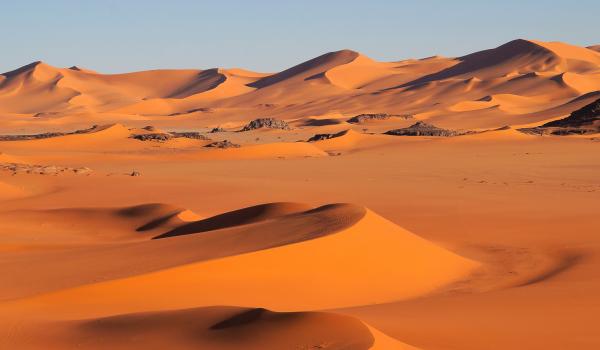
[1,39,600,349]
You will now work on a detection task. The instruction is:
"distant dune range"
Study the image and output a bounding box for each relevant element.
[1,39,599,130]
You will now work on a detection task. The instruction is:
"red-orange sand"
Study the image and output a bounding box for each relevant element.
[1,39,599,349]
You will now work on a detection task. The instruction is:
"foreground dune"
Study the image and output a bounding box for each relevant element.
[3,203,476,317]
[2,306,417,350]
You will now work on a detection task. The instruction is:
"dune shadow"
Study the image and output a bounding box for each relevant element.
[300,118,343,127]
[153,203,310,239]
[210,308,267,330]
[517,252,585,287]
[136,212,179,232]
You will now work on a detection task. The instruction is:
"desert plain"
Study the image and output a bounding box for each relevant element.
[1,39,599,349]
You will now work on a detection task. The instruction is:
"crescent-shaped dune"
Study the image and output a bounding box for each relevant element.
[3,203,477,317]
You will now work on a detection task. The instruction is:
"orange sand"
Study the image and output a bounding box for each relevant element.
[1,39,599,349]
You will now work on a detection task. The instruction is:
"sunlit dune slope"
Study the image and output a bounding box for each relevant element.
[5,203,477,316]
[2,39,598,129]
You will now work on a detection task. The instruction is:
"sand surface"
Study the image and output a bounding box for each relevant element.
[1,39,599,349]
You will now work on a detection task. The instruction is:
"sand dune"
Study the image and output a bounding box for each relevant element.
[4,203,476,316]
[0,203,192,244]
[1,202,363,299]
[1,38,600,350]
[2,39,599,129]
[2,305,418,350]
[248,49,360,89]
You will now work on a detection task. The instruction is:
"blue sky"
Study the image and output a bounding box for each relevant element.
[2,0,599,73]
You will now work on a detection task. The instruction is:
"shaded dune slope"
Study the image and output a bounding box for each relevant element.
[3,306,418,350]
[154,202,312,238]
[248,49,360,89]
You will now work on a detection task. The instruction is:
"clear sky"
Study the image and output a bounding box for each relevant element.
[2,0,599,74]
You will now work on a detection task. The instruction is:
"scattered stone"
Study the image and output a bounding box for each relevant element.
[549,128,597,135]
[210,127,225,133]
[384,121,463,136]
[73,167,93,175]
[0,162,93,176]
[131,133,172,142]
[131,131,210,142]
[141,125,157,132]
[169,132,210,140]
[204,140,241,149]
[240,118,291,131]
[307,130,349,142]
[0,125,101,141]
[346,113,413,124]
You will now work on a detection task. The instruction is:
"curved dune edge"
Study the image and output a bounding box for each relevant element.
[365,323,421,350]
[1,305,417,350]
[8,206,478,317]
[0,203,365,300]
[154,202,314,238]
[0,203,192,244]
[324,54,397,89]
[448,94,552,114]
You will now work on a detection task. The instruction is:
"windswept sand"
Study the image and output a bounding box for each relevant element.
[1,39,599,349]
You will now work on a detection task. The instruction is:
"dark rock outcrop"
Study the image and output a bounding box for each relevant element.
[347,113,412,124]
[542,98,600,128]
[131,133,172,142]
[204,140,241,149]
[307,130,349,142]
[131,131,210,142]
[240,118,290,131]
[170,132,210,140]
[0,125,101,141]
[518,98,600,136]
[384,121,460,137]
